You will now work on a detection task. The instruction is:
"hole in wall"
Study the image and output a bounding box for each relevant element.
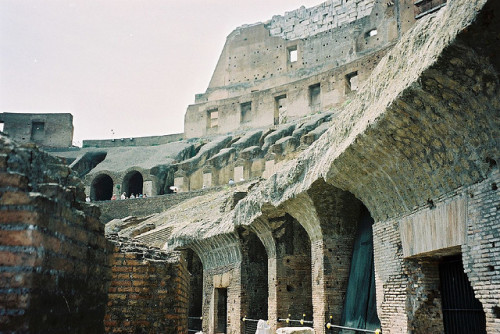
[366,29,378,37]
[486,156,497,168]
[427,199,435,209]
[492,183,498,191]
[493,306,500,319]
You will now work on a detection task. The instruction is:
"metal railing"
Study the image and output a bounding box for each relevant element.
[241,317,260,334]
[325,323,380,333]
[239,315,381,334]
[277,314,313,326]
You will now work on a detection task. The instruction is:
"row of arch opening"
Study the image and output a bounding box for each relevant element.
[91,171,144,201]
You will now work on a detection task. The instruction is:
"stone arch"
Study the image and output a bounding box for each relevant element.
[251,205,313,330]
[249,217,277,259]
[90,173,113,201]
[165,234,243,334]
[280,179,379,333]
[122,170,143,197]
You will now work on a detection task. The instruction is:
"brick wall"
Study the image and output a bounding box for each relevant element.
[463,168,500,333]
[373,168,500,333]
[240,230,268,322]
[271,215,313,328]
[202,265,241,334]
[405,259,444,333]
[373,219,408,333]
[0,136,110,333]
[105,236,188,334]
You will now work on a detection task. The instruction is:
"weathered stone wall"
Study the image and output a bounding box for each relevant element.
[0,135,110,333]
[105,236,188,334]
[0,112,74,148]
[185,0,416,138]
[184,114,333,190]
[96,185,224,223]
[82,133,184,148]
[185,46,389,138]
[267,0,375,40]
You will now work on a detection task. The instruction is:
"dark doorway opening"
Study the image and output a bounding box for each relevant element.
[274,94,287,125]
[440,255,486,334]
[215,288,228,333]
[187,249,203,333]
[272,214,312,323]
[91,174,113,201]
[123,171,143,197]
[240,228,268,329]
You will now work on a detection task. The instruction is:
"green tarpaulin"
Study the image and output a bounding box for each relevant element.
[340,210,380,331]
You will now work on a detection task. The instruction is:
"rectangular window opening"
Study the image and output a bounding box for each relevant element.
[31,121,45,141]
[366,29,378,37]
[240,102,252,124]
[309,83,321,107]
[274,94,287,125]
[288,46,298,63]
[208,109,219,128]
[345,71,359,92]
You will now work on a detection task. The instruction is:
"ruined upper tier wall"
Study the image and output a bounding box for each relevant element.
[186,0,416,138]
[204,0,414,95]
[0,112,74,148]
[267,0,375,40]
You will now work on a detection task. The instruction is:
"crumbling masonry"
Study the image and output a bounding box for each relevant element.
[1,0,500,333]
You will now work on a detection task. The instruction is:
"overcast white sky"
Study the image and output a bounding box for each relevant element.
[0,0,322,145]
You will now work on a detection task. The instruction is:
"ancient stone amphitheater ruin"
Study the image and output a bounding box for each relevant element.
[1,0,499,333]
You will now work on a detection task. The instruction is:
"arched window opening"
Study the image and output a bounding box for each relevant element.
[123,171,143,197]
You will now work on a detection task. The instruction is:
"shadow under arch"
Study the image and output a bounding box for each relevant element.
[237,226,269,329]
[246,204,313,331]
[184,248,204,333]
[122,170,143,197]
[90,173,113,201]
